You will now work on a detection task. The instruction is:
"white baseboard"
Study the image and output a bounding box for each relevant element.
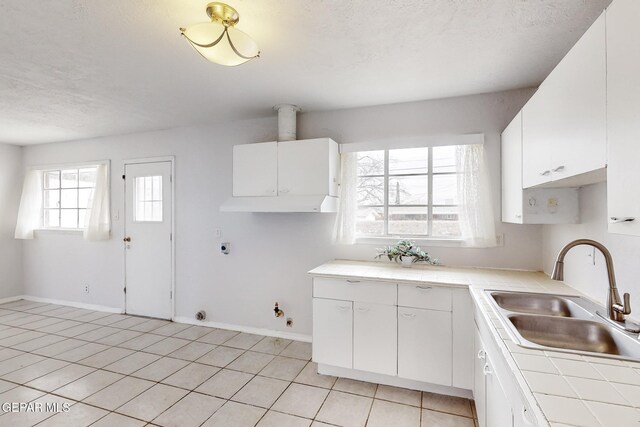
[21,295,123,314]
[318,364,473,399]
[173,316,312,343]
[0,295,25,305]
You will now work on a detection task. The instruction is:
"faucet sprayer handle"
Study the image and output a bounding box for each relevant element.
[614,293,632,316]
[623,293,632,315]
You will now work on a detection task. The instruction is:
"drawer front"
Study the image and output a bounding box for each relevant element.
[398,284,452,311]
[313,277,397,305]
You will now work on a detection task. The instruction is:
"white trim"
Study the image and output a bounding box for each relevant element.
[355,236,463,247]
[339,133,484,153]
[0,295,26,305]
[317,364,473,399]
[27,160,109,172]
[123,156,176,320]
[35,229,84,235]
[173,316,312,342]
[21,295,123,313]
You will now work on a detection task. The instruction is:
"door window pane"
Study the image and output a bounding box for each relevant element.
[135,176,163,222]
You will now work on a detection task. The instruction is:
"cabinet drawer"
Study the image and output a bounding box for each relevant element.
[313,277,397,305]
[398,284,452,311]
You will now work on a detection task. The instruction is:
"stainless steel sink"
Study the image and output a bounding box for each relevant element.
[508,314,622,355]
[491,292,591,319]
[485,290,640,361]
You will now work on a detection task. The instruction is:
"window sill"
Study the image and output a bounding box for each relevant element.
[355,236,463,248]
[35,228,85,236]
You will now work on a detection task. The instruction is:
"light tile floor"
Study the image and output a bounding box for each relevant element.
[0,300,477,427]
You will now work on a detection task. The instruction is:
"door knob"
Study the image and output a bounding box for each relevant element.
[123,237,132,242]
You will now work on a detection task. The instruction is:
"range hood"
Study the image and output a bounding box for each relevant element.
[220,195,338,213]
[220,104,341,213]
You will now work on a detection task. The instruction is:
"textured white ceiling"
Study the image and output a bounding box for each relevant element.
[0,0,611,145]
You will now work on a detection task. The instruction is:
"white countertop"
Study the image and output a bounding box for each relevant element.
[309,260,640,427]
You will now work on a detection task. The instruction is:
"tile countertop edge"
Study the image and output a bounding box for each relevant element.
[308,259,640,427]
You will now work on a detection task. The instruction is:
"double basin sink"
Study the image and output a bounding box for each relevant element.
[486,291,640,361]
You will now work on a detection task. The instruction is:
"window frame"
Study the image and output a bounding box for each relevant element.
[41,166,98,231]
[355,146,462,243]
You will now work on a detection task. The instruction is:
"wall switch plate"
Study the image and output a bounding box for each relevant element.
[215,228,222,239]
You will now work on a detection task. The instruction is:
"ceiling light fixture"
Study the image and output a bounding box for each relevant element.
[180,2,260,67]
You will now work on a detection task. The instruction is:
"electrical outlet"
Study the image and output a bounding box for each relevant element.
[286,318,293,327]
[495,234,505,247]
[83,284,90,293]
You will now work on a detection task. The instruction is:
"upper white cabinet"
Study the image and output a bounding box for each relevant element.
[522,12,607,189]
[278,138,340,197]
[607,0,640,236]
[501,112,579,224]
[233,142,278,197]
[233,138,339,197]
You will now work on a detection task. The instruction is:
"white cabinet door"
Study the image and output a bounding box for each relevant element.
[502,112,524,223]
[278,138,339,196]
[398,307,452,386]
[521,94,552,188]
[486,353,514,427]
[312,298,352,369]
[607,0,640,236]
[548,12,606,182]
[522,12,606,188]
[233,142,277,197]
[353,302,397,376]
[474,327,487,427]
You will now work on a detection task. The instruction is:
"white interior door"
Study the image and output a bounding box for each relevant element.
[124,161,173,319]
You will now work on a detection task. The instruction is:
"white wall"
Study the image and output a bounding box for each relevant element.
[543,182,640,316]
[0,143,23,299]
[22,89,541,337]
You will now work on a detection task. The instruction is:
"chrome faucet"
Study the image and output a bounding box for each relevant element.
[551,239,631,323]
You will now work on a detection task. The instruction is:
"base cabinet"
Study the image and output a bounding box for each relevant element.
[312,277,473,392]
[354,302,397,376]
[398,307,452,386]
[474,324,514,427]
[312,298,352,369]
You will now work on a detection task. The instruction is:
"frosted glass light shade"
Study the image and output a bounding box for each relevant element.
[182,22,259,66]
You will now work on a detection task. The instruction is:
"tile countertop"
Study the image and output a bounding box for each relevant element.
[308,260,640,427]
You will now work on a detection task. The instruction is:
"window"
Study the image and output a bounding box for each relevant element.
[356,146,461,239]
[134,175,163,222]
[43,168,97,229]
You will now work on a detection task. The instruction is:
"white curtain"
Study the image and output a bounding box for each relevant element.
[14,170,43,240]
[84,164,111,241]
[456,144,497,248]
[332,152,357,244]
